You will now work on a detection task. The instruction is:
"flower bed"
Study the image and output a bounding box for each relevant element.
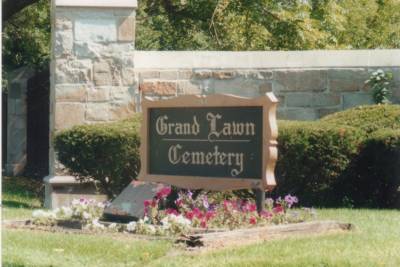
[30,186,316,237]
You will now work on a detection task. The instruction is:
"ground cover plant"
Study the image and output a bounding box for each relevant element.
[3,177,400,267]
[29,185,314,236]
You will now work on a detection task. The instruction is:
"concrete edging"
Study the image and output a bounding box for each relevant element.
[134,50,400,69]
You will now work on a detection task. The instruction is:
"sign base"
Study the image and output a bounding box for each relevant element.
[103,181,166,222]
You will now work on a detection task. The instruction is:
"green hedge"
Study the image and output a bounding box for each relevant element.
[54,105,400,207]
[321,104,400,134]
[274,121,364,206]
[337,129,400,207]
[54,114,142,197]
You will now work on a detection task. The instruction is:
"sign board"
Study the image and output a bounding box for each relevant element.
[138,94,278,191]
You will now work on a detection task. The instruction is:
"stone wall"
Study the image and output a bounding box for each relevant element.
[134,51,400,121]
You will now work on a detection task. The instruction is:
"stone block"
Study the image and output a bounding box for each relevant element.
[55,29,73,58]
[193,70,212,79]
[140,81,177,96]
[55,17,73,31]
[118,17,135,42]
[342,93,374,109]
[285,108,319,121]
[177,81,201,95]
[56,85,87,102]
[110,86,135,100]
[259,82,273,94]
[122,68,136,86]
[317,107,341,118]
[212,70,236,80]
[85,103,110,121]
[56,59,92,84]
[159,71,178,80]
[213,79,260,98]
[55,103,85,130]
[75,42,135,60]
[87,87,110,102]
[273,69,327,92]
[139,71,160,79]
[75,18,117,43]
[286,93,340,108]
[328,68,369,92]
[93,60,123,86]
[178,70,193,80]
[109,100,136,121]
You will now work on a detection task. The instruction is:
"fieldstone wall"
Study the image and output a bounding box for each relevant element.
[50,1,138,176]
[136,64,400,121]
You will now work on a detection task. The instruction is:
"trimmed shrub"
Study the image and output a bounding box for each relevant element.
[274,121,365,206]
[337,129,400,207]
[321,104,400,134]
[54,114,142,198]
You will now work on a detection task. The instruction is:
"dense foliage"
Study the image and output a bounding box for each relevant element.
[54,105,400,208]
[54,114,142,197]
[321,104,400,134]
[136,0,400,50]
[274,121,364,206]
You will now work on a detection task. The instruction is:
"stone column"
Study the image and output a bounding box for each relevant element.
[45,0,138,208]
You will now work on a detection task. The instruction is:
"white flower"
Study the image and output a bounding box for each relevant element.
[126,221,137,232]
[71,199,80,206]
[82,211,91,220]
[147,225,156,234]
[108,223,117,229]
[61,207,73,218]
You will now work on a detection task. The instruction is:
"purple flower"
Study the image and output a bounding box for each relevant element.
[284,194,298,208]
[202,196,209,209]
[187,190,193,199]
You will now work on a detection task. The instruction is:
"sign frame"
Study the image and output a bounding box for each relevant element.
[138,93,279,191]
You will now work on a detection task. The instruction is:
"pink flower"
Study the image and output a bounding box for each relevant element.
[273,205,284,214]
[175,198,183,207]
[260,210,273,218]
[185,211,194,220]
[192,208,203,219]
[166,208,179,216]
[143,199,152,207]
[156,186,172,199]
[249,216,257,225]
[200,220,207,228]
[205,211,215,220]
[151,199,158,208]
[247,203,257,212]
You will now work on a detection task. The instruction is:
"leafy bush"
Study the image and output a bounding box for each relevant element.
[337,129,400,207]
[365,69,393,104]
[54,114,142,198]
[321,104,400,134]
[274,121,364,206]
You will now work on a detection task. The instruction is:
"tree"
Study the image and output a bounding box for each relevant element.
[2,0,40,23]
[2,0,50,70]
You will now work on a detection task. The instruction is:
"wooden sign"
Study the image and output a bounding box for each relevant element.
[138,93,278,191]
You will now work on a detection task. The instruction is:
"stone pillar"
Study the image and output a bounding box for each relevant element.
[6,67,34,176]
[45,0,138,208]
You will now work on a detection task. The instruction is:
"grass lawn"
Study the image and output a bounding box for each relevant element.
[3,177,400,267]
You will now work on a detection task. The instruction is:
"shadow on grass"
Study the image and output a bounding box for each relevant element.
[2,200,33,209]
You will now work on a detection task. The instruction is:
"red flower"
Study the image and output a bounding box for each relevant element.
[260,210,273,218]
[205,211,215,220]
[200,220,207,228]
[247,203,257,212]
[185,211,194,220]
[273,205,284,214]
[156,186,172,199]
[249,216,257,225]
[151,199,158,208]
[166,208,179,216]
[192,208,204,219]
[143,199,152,207]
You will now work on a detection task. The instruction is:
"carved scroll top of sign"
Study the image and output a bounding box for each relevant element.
[138,93,278,191]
